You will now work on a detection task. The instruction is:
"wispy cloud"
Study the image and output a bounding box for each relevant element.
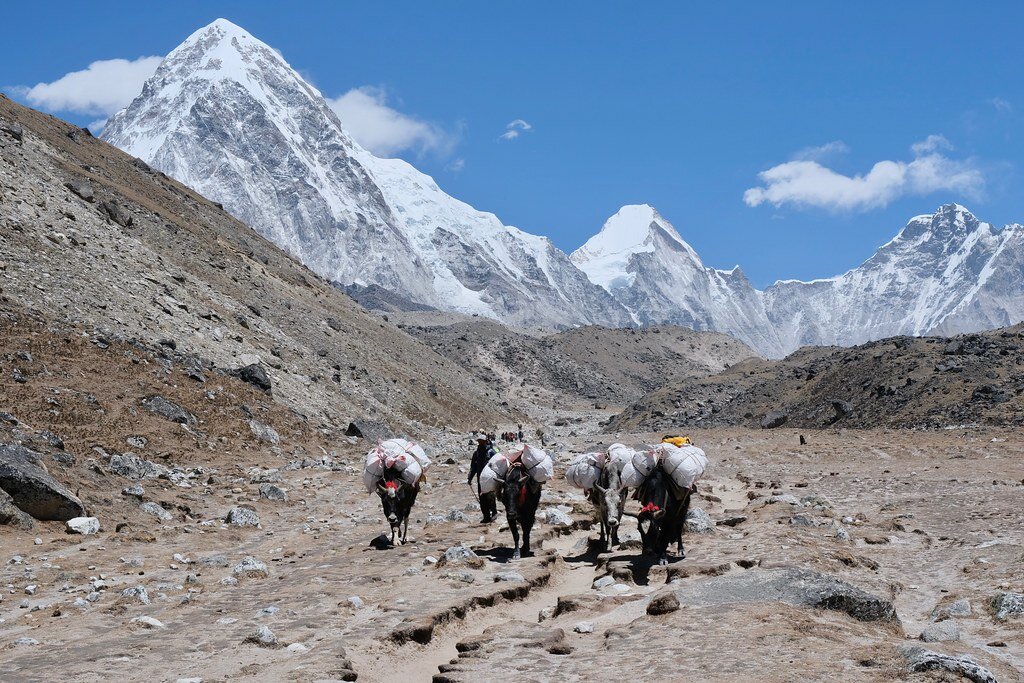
[9,56,162,121]
[744,136,984,212]
[445,158,466,173]
[499,119,532,141]
[327,86,457,158]
[792,140,849,162]
[989,97,1013,114]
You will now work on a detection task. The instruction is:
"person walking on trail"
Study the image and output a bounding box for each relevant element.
[468,433,497,523]
[517,424,524,442]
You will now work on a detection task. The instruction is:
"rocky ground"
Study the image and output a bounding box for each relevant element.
[397,315,754,408]
[1,406,1021,681]
[610,326,1024,433]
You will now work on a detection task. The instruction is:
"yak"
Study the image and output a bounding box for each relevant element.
[589,461,627,552]
[635,462,693,565]
[498,461,543,560]
[376,467,419,546]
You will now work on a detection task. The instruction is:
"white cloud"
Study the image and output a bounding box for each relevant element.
[12,56,162,116]
[499,119,532,141]
[445,158,466,173]
[327,86,455,158]
[744,136,984,212]
[990,97,1013,114]
[793,140,849,162]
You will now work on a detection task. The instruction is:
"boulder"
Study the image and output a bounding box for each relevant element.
[344,420,392,442]
[225,506,260,527]
[248,419,280,444]
[229,364,272,393]
[0,487,34,529]
[245,625,280,648]
[1,121,23,142]
[258,484,287,502]
[900,646,996,683]
[684,507,714,534]
[647,590,681,615]
[0,444,85,521]
[141,396,197,425]
[64,179,95,203]
[119,585,150,605]
[139,502,172,521]
[233,556,269,579]
[99,200,133,228]
[992,592,1024,620]
[67,516,100,534]
[760,410,788,429]
[108,453,169,480]
[920,620,960,643]
[931,597,971,622]
[437,544,484,569]
[674,568,898,623]
[542,508,573,527]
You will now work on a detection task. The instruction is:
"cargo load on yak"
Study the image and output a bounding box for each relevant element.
[363,438,432,492]
[565,443,636,490]
[619,442,708,491]
[565,452,604,489]
[479,444,553,493]
[657,442,708,490]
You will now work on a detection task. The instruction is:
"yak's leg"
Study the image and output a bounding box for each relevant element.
[521,520,532,557]
[510,516,521,560]
[402,515,409,544]
[678,492,692,559]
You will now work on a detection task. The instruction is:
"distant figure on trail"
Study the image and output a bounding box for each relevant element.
[517,424,524,442]
[535,427,545,447]
[467,433,498,523]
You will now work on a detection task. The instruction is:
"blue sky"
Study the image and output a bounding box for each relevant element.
[4,2,1022,287]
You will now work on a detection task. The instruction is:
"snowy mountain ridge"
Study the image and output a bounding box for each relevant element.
[102,19,631,329]
[101,19,1024,358]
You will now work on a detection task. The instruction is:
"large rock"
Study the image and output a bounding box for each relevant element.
[0,444,85,521]
[141,396,197,425]
[992,592,1024,620]
[759,411,788,429]
[0,487,34,529]
[108,453,169,480]
[900,646,996,683]
[674,568,899,624]
[64,179,95,203]
[437,544,484,569]
[67,517,100,534]
[229,364,272,393]
[920,620,960,643]
[684,507,714,534]
[344,420,391,442]
[226,506,260,527]
[248,419,280,444]
[99,199,133,228]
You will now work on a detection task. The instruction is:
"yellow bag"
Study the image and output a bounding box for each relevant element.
[661,435,691,447]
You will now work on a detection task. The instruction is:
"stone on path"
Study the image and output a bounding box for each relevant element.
[244,625,280,648]
[66,516,100,535]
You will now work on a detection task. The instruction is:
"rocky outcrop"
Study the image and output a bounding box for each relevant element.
[0,444,85,521]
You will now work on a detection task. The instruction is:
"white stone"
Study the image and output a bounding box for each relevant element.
[66,517,100,535]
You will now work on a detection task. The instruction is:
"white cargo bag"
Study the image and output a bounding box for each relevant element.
[479,454,509,494]
[632,448,660,477]
[565,452,603,489]
[619,460,646,488]
[363,469,381,494]
[379,438,431,472]
[607,443,635,470]
[397,458,423,486]
[516,444,548,469]
[660,444,708,490]
[365,448,385,477]
[527,454,554,482]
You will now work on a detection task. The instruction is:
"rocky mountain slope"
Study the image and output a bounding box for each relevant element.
[101,19,631,330]
[608,324,1024,433]
[574,203,1024,358]
[0,93,510,433]
[401,317,755,407]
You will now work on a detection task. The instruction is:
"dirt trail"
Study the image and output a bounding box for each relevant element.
[350,529,598,683]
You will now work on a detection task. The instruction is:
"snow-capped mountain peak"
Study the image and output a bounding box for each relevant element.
[571,204,701,291]
[102,19,631,329]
